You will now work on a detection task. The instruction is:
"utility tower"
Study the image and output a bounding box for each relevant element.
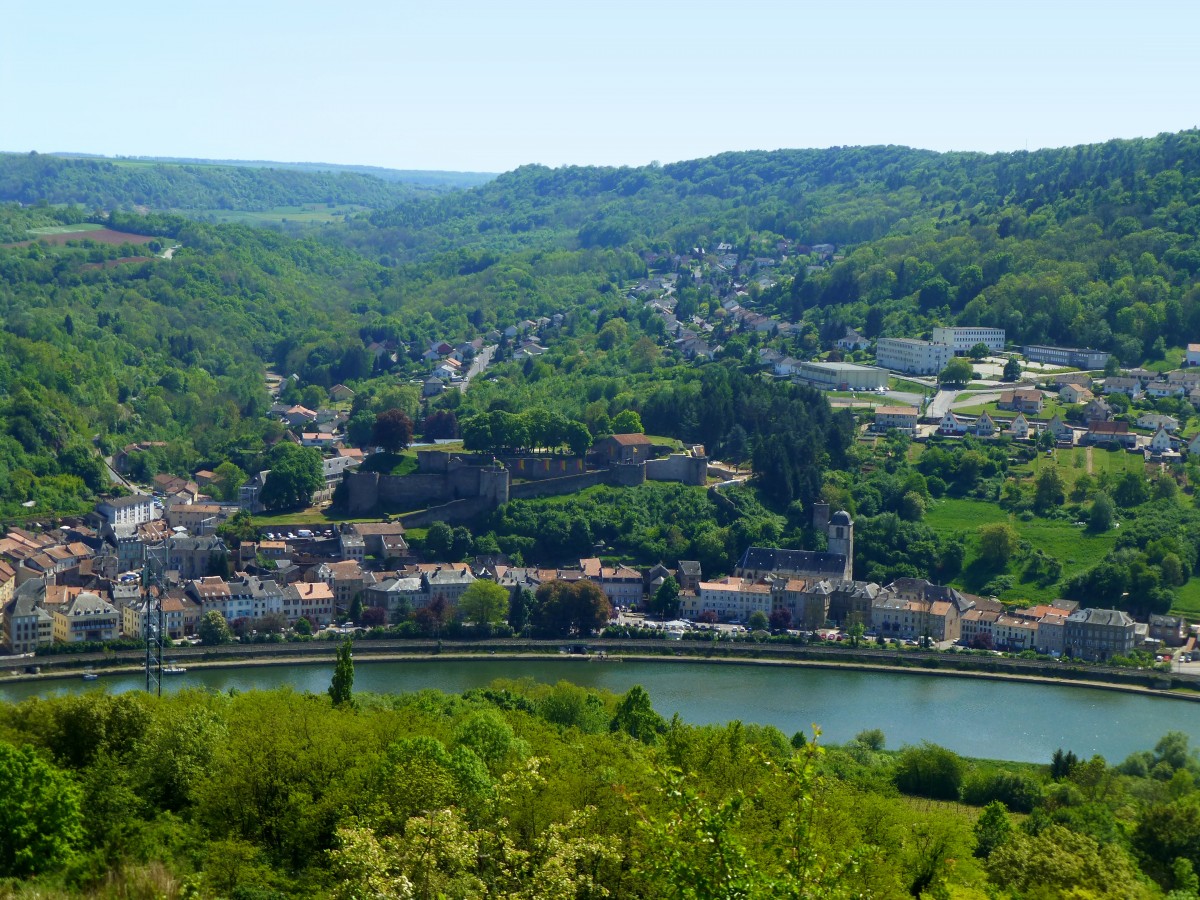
[142,543,167,696]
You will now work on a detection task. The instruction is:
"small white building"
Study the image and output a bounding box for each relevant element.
[1187,343,1200,366]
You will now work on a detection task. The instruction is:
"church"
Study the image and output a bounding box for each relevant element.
[735,504,854,582]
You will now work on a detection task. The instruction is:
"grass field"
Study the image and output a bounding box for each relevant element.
[888,376,932,394]
[1013,446,1145,492]
[951,398,1072,422]
[197,204,367,225]
[924,497,1121,603]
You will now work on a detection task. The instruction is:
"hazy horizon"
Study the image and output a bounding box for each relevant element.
[4,0,1198,172]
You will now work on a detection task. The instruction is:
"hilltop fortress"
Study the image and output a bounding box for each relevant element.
[343,445,710,525]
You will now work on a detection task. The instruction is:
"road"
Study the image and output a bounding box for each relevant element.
[925,389,959,421]
[456,344,496,391]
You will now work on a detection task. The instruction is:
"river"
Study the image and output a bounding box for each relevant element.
[3,657,1198,763]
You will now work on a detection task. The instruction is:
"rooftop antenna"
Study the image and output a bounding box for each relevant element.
[142,542,167,696]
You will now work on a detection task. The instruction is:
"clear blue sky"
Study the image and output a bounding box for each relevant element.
[4,0,1198,173]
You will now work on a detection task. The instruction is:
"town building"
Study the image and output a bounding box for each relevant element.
[872,406,920,434]
[931,327,1006,355]
[1187,343,1200,366]
[1058,384,1093,404]
[689,577,772,622]
[1063,608,1136,661]
[96,494,156,527]
[736,511,854,582]
[871,579,974,643]
[282,582,335,627]
[52,591,119,643]
[998,389,1044,414]
[1023,345,1111,369]
[2,578,53,653]
[875,338,953,375]
[793,361,888,391]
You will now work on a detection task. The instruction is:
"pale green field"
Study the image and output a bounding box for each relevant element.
[28,223,105,234]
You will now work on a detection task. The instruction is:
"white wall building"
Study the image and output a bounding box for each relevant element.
[931,327,1006,355]
[875,338,953,375]
[96,494,155,527]
[793,361,889,391]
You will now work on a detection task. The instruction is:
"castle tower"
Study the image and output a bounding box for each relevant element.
[827,510,854,580]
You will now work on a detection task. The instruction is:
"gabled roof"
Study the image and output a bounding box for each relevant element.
[605,433,652,447]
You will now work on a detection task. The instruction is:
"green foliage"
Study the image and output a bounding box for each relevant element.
[328,638,354,706]
[198,610,233,646]
[893,742,967,801]
[0,740,83,877]
[610,685,666,745]
[457,580,510,631]
[260,443,323,510]
[531,579,611,637]
[974,801,1013,859]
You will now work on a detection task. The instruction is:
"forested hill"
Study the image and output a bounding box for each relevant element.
[350,131,1200,257]
[0,152,443,212]
[340,130,1200,355]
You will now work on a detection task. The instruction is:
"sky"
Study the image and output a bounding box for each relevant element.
[3,0,1199,174]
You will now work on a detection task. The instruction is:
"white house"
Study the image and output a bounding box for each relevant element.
[1136,413,1179,433]
[1150,426,1174,455]
[1008,413,1031,439]
[939,411,969,435]
[973,411,997,437]
[1189,433,1200,456]
[1187,343,1200,366]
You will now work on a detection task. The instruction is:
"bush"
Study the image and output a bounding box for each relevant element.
[894,742,967,800]
[962,769,1042,812]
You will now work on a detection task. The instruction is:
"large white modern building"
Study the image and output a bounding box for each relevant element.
[875,338,953,375]
[931,327,1006,355]
[1024,345,1111,369]
[794,361,888,391]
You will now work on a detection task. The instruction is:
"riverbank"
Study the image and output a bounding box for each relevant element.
[8,642,1200,704]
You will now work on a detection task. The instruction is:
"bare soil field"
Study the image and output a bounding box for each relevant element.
[5,228,156,248]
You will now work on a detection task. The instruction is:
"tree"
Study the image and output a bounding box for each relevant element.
[259,444,323,510]
[651,575,681,620]
[611,409,644,434]
[509,587,535,634]
[0,741,83,877]
[217,509,258,547]
[1113,471,1148,507]
[372,408,413,453]
[198,610,233,646]
[1033,468,1066,514]
[748,610,770,632]
[939,357,974,385]
[1088,493,1115,532]
[211,461,247,502]
[294,616,314,637]
[610,685,666,744]
[977,522,1019,567]
[1002,358,1022,381]
[968,342,991,361]
[328,638,354,706]
[532,580,612,637]
[974,801,1013,859]
[458,581,509,632]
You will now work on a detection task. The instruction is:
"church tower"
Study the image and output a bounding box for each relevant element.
[827,510,854,580]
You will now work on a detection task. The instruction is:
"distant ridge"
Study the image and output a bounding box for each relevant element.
[45,152,496,189]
